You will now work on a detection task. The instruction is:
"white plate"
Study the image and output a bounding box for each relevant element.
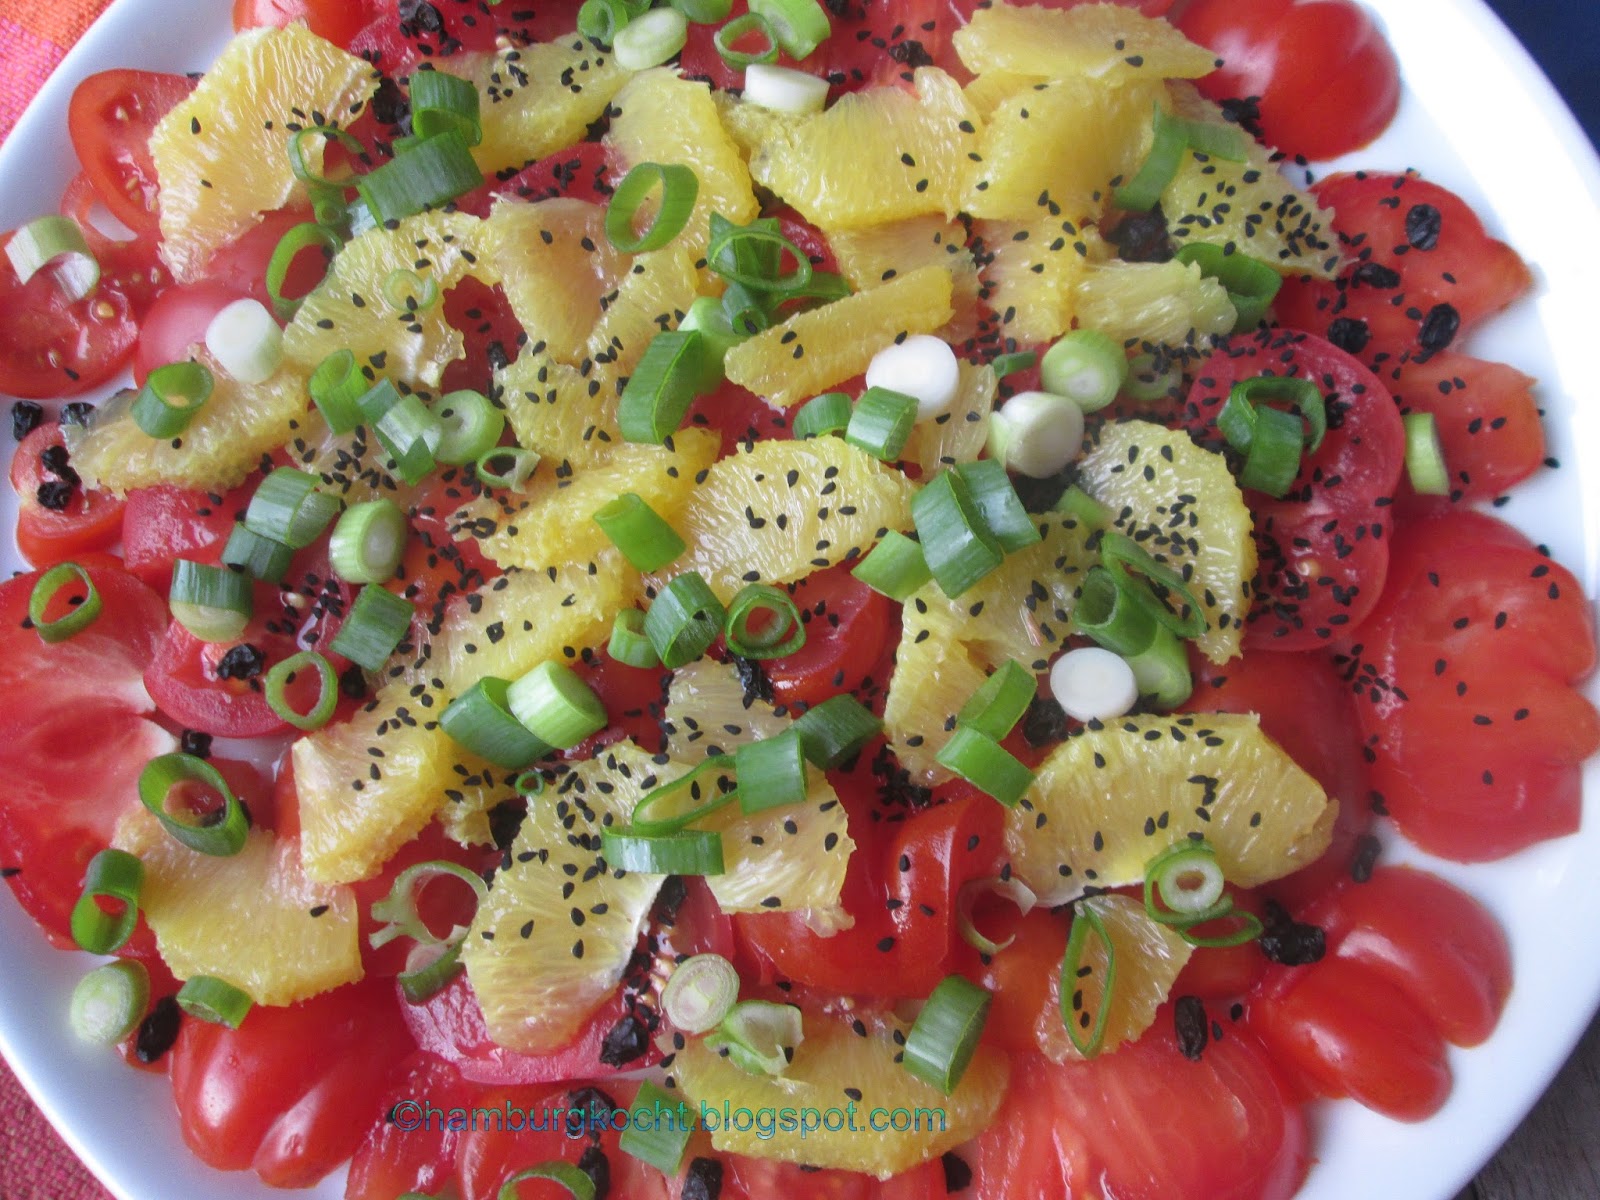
[2,3,1599,1199]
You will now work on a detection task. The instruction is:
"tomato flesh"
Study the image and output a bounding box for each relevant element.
[67,69,195,238]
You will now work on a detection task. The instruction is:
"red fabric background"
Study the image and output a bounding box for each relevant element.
[4,6,126,1196]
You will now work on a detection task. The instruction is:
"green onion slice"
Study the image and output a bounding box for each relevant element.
[383,268,440,314]
[169,559,253,644]
[911,468,1004,599]
[735,728,808,815]
[1175,243,1282,331]
[681,293,747,366]
[263,650,339,732]
[1125,625,1194,710]
[399,940,465,1003]
[1039,329,1128,414]
[724,582,804,659]
[220,524,294,584]
[1054,485,1112,532]
[989,350,1037,379]
[644,572,727,668]
[356,130,484,225]
[934,727,1035,808]
[618,330,712,444]
[139,753,249,857]
[792,391,852,439]
[606,162,700,254]
[498,1163,596,1200]
[852,530,932,601]
[475,446,539,490]
[287,124,364,190]
[1404,411,1450,496]
[673,0,732,22]
[1060,901,1117,1058]
[506,660,609,750]
[70,848,144,955]
[620,1080,694,1175]
[709,999,803,1075]
[409,68,482,146]
[370,859,489,951]
[1178,906,1265,949]
[1098,530,1208,640]
[28,562,102,644]
[309,349,368,434]
[6,215,99,301]
[601,827,726,875]
[956,875,1037,957]
[363,387,443,486]
[577,0,633,43]
[846,386,919,462]
[1237,404,1304,498]
[793,693,882,768]
[428,389,503,465]
[1115,106,1249,212]
[1073,566,1157,658]
[707,213,813,294]
[131,360,214,438]
[1122,352,1183,404]
[70,960,149,1046]
[176,975,254,1029]
[954,458,1041,553]
[245,467,341,550]
[329,584,414,670]
[612,6,689,70]
[902,975,992,1094]
[748,0,831,58]
[608,607,661,668]
[662,952,740,1033]
[330,498,408,584]
[630,756,739,835]
[714,11,780,66]
[1220,375,1326,454]
[1143,840,1227,923]
[441,676,554,770]
[956,659,1036,741]
[593,492,688,573]
[266,221,341,320]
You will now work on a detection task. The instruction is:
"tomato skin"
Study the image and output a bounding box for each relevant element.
[1335,510,1598,860]
[67,69,195,238]
[0,237,144,398]
[132,281,249,384]
[1176,0,1399,161]
[9,422,126,566]
[975,908,1070,1054]
[1185,330,1406,650]
[232,0,379,46]
[169,977,413,1187]
[0,560,171,946]
[1249,867,1509,1121]
[760,565,895,708]
[456,1082,644,1200]
[120,482,250,592]
[346,1053,476,1200]
[1275,172,1533,365]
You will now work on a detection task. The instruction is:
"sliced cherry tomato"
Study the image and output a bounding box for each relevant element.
[760,565,895,708]
[400,470,500,621]
[1383,351,1545,512]
[349,1,583,78]
[200,206,328,307]
[1185,649,1369,908]
[1275,172,1533,365]
[169,976,413,1187]
[67,69,195,238]
[8,422,125,566]
[1249,866,1510,1121]
[132,280,249,384]
[232,0,380,46]
[684,378,792,452]
[482,142,615,210]
[1335,510,1599,860]
[737,783,1004,998]
[1176,0,1399,162]
[457,1081,649,1200]
[347,1053,476,1200]
[1185,329,1405,650]
[974,907,1070,1054]
[120,481,252,592]
[0,559,170,946]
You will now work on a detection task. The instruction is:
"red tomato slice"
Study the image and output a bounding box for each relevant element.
[399,470,500,621]
[132,280,250,384]
[0,560,171,945]
[1275,171,1533,365]
[1382,351,1545,512]
[1176,0,1399,162]
[232,0,380,45]
[1337,510,1599,860]
[761,565,896,708]
[457,1081,652,1200]
[346,1052,478,1200]
[1185,329,1405,650]
[169,976,413,1187]
[67,69,195,238]
[1249,866,1510,1121]
[8,422,125,567]
[120,481,252,592]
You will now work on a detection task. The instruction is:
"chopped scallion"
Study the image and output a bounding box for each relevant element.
[592,492,688,572]
[902,975,991,1094]
[734,728,808,815]
[714,12,780,67]
[791,391,852,439]
[1060,902,1117,1058]
[5,214,99,301]
[1039,329,1128,414]
[441,676,554,769]
[70,848,144,955]
[724,583,804,659]
[911,469,1003,598]
[601,827,726,875]
[662,953,740,1033]
[620,1080,694,1175]
[934,727,1034,808]
[1404,411,1449,496]
[176,975,254,1029]
[846,386,919,462]
[506,660,608,749]
[330,498,408,584]
[263,650,339,731]
[70,960,149,1045]
[169,559,252,644]
[138,753,249,857]
[221,524,294,585]
[956,659,1036,741]
[792,694,882,768]
[852,530,932,601]
[608,607,661,668]
[612,6,689,70]
[329,584,414,670]
[606,162,700,253]
[246,467,342,549]
[409,68,482,146]
[131,361,214,439]
[630,756,739,836]
[954,458,1041,552]
[644,572,726,668]
[708,999,803,1075]
[355,131,484,225]
[618,330,713,443]
[28,561,102,644]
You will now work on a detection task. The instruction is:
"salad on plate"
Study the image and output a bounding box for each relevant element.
[0,0,1596,1198]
